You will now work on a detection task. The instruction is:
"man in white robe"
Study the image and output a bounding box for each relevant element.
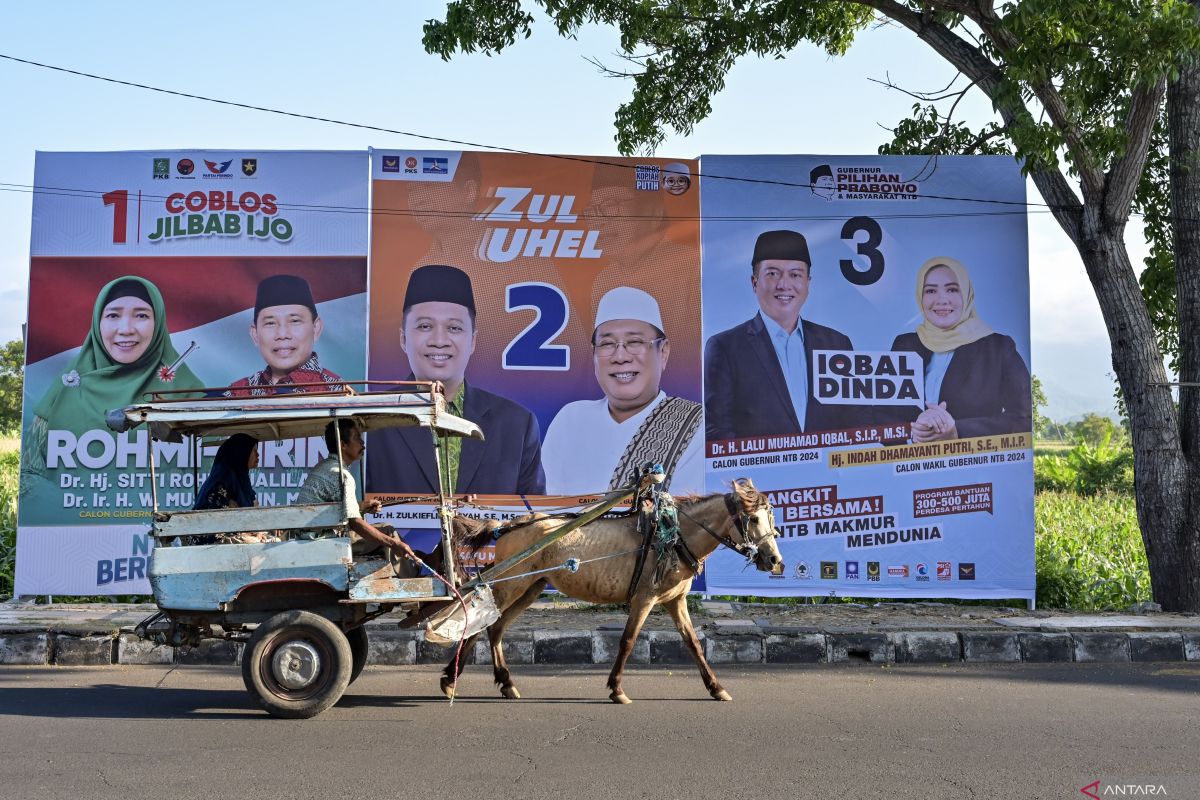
[542,287,703,495]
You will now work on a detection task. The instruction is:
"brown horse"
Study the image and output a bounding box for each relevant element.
[442,478,783,704]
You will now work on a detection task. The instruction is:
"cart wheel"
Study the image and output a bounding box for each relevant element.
[241,610,351,719]
[347,626,368,685]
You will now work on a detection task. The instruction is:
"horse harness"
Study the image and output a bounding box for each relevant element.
[624,485,775,600]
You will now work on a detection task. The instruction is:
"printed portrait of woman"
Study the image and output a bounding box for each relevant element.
[21,275,205,482]
[889,257,1032,442]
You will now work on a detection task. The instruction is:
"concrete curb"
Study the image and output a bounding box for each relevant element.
[9,627,1200,667]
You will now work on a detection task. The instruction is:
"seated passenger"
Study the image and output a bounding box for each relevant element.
[192,433,272,544]
[295,420,418,566]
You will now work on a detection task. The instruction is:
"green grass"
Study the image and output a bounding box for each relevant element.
[1034,490,1149,610]
[1,448,17,599]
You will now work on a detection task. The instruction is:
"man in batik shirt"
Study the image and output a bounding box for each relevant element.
[226,274,344,397]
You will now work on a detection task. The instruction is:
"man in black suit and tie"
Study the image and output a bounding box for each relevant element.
[704,230,864,441]
[366,264,545,496]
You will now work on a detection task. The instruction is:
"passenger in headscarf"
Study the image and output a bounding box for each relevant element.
[22,276,204,484]
[194,433,259,511]
[192,433,274,545]
[889,257,1031,442]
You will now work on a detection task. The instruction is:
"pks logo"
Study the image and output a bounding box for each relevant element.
[405,156,418,172]
[176,158,195,176]
[153,158,170,179]
[204,159,233,175]
[845,561,859,579]
[794,561,811,579]
[915,562,930,582]
[423,157,448,174]
[958,562,976,581]
[241,158,257,177]
[936,561,952,580]
[867,561,880,581]
[382,155,399,173]
[820,561,838,579]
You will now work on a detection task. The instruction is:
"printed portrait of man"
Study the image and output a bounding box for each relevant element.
[810,165,835,200]
[704,229,869,441]
[366,263,545,496]
[226,274,343,396]
[542,286,703,495]
[663,162,693,196]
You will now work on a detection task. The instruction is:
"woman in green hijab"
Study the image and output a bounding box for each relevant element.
[889,257,1031,443]
[22,275,204,479]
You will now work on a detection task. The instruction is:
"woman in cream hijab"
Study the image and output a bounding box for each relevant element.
[890,257,1031,442]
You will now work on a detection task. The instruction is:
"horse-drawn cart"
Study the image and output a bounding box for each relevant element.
[113,382,784,716]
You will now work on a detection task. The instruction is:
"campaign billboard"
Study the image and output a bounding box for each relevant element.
[364,149,703,552]
[15,150,368,595]
[699,155,1034,600]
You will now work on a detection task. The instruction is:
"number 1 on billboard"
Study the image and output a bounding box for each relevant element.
[102,189,129,244]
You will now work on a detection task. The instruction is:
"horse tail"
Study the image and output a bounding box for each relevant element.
[451,515,500,554]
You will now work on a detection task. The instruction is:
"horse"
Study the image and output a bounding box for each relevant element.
[442,478,783,704]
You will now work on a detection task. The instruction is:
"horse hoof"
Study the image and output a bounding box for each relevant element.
[439,677,456,699]
[501,685,522,700]
[610,691,632,705]
[713,689,732,701]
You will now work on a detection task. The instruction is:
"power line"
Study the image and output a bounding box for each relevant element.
[0,51,1063,211]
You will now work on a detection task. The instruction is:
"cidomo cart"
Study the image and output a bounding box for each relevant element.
[109,382,633,718]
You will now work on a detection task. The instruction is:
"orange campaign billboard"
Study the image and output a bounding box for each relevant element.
[366,151,701,546]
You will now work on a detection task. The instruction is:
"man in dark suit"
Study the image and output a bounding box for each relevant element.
[704,230,865,441]
[366,264,545,496]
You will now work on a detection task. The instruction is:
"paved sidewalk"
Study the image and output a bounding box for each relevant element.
[2,600,1199,668]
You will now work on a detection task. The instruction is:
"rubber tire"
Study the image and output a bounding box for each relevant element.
[241,610,352,719]
[347,626,368,685]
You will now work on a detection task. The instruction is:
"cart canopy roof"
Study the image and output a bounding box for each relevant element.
[106,383,484,442]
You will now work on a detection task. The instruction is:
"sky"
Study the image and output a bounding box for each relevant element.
[0,1,1136,421]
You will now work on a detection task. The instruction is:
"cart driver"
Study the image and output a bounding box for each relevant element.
[296,419,418,564]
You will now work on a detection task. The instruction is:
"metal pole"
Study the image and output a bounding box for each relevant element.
[431,432,458,589]
[147,428,159,512]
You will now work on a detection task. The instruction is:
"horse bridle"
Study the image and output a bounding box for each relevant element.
[677,492,779,560]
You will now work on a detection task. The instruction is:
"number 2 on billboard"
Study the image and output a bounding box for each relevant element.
[102,189,129,244]
[502,282,570,371]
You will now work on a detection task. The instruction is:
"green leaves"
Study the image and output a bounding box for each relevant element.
[0,340,23,436]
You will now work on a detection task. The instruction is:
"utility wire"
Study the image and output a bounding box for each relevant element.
[0,51,1061,211]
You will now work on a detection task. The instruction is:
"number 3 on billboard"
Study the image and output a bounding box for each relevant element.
[102,189,129,244]
[502,282,570,371]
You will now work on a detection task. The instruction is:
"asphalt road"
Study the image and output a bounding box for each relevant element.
[1,662,1198,800]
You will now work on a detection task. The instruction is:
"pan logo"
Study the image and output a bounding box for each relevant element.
[845,560,859,579]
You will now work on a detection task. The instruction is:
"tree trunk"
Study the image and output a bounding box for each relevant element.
[1164,0,1200,611]
[1071,210,1199,610]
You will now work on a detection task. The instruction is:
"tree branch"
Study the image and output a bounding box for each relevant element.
[858,0,1084,234]
[1104,76,1169,226]
[961,3,1106,200]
